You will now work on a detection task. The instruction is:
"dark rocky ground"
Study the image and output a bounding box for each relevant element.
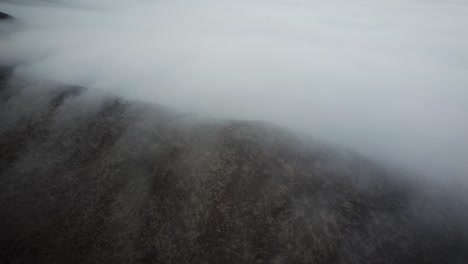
[0,11,11,20]
[1,67,467,264]
[0,11,467,264]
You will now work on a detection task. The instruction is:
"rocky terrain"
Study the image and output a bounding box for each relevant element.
[1,66,467,264]
[0,11,11,20]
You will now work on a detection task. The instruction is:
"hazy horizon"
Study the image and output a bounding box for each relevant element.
[1,0,467,184]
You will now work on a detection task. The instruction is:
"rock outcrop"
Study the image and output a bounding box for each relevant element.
[0,12,11,20]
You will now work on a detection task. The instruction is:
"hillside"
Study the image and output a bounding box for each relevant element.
[1,67,467,263]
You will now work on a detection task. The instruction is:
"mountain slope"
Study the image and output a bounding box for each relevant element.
[0,68,467,263]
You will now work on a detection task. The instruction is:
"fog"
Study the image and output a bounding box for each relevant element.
[0,0,467,184]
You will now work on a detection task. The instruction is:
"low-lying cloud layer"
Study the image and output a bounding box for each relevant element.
[1,0,467,182]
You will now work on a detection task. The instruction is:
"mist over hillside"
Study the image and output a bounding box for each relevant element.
[1,66,468,263]
[1,1,468,263]
[1,0,467,182]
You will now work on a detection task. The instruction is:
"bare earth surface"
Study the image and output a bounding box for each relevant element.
[0,66,467,264]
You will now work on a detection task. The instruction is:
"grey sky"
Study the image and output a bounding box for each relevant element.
[0,0,467,182]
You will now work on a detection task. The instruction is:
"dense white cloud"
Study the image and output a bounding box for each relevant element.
[1,0,467,182]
